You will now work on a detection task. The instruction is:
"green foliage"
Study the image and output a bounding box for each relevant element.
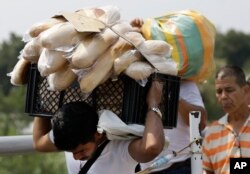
[0,152,67,174]
[242,58,250,76]
[215,30,250,67]
[0,35,67,173]
[0,86,31,136]
[0,33,25,95]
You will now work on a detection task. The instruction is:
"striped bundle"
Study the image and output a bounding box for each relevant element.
[141,10,216,83]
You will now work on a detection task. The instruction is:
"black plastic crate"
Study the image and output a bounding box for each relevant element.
[25,64,180,128]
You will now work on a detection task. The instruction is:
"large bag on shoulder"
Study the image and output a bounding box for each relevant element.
[141,10,216,83]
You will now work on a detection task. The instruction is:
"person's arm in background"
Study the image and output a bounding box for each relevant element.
[178,98,207,131]
[178,81,207,131]
[129,80,165,163]
[32,117,58,152]
[130,18,207,131]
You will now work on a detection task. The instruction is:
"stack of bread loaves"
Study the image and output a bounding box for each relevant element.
[8,6,177,94]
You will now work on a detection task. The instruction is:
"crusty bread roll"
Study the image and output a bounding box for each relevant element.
[137,40,177,74]
[39,22,88,50]
[70,33,103,69]
[47,65,77,91]
[38,48,68,76]
[124,61,154,81]
[28,17,66,38]
[152,58,178,75]
[124,31,145,47]
[79,49,114,93]
[71,22,132,69]
[22,38,43,63]
[138,40,172,56]
[109,36,141,75]
[99,69,113,85]
[114,50,142,75]
[78,30,139,93]
[8,58,30,86]
[110,37,133,58]
[111,22,132,36]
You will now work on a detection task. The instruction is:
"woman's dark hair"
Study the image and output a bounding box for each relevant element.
[51,101,99,151]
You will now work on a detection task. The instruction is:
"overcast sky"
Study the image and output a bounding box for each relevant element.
[1,0,250,41]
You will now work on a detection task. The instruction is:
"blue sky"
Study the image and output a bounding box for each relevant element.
[1,0,250,41]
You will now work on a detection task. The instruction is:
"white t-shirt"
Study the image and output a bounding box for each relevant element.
[141,81,205,171]
[65,140,138,174]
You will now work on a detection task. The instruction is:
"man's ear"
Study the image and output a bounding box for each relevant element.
[94,132,103,140]
[243,84,249,94]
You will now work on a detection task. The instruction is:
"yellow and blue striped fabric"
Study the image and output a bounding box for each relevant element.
[141,10,216,83]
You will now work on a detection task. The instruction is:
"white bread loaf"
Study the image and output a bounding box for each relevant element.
[79,32,137,92]
[108,36,139,75]
[79,49,114,93]
[98,36,136,81]
[39,22,88,50]
[70,34,100,69]
[138,40,172,56]
[137,40,178,75]
[71,22,132,69]
[22,38,43,63]
[110,31,145,76]
[150,57,178,75]
[47,65,77,91]
[114,50,142,75]
[28,17,66,38]
[110,36,133,58]
[124,61,154,81]
[124,31,145,47]
[110,22,133,36]
[8,58,30,86]
[99,69,113,84]
[38,48,68,76]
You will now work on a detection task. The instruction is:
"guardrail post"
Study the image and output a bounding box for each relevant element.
[189,111,203,174]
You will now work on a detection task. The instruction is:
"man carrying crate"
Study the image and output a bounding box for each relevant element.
[32,80,167,174]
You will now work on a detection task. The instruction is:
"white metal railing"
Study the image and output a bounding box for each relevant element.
[0,135,35,155]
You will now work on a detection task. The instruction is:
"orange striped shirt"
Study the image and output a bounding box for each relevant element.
[202,114,250,174]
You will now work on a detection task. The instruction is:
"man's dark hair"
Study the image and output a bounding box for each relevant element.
[51,101,99,151]
[215,65,247,87]
[247,75,250,85]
